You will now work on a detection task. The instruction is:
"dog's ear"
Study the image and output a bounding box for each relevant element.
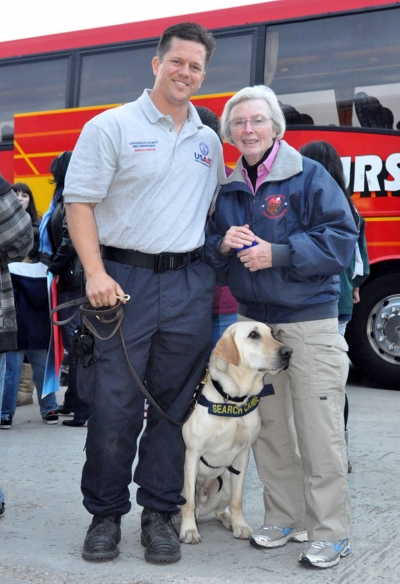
[213,329,240,366]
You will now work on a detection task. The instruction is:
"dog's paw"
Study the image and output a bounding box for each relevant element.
[180,528,202,544]
[232,523,253,540]
[215,509,232,530]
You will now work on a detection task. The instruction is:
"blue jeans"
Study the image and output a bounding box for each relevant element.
[212,312,238,348]
[1,350,58,419]
[0,352,6,414]
[0,353,5,507]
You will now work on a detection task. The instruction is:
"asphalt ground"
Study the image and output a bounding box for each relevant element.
[1,368,399,584]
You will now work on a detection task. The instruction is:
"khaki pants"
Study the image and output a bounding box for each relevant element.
[243,316,351,540]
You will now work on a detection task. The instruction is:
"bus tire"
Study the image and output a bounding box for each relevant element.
[345,273,400,389]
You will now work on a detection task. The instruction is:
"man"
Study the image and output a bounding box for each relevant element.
[63,22,223,564]
[0,174,33,517]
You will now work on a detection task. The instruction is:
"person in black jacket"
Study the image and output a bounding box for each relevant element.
[44,152,93,427]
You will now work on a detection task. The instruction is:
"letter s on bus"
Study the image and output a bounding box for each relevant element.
[384,153,400,191]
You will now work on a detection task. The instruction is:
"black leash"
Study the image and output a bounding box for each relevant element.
[200,456,241,476]
[50,297,205,426]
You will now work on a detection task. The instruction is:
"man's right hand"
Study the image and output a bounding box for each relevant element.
[86,271,126,308]
[65,202,127,308]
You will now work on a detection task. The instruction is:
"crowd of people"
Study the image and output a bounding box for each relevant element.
[0,20,369,570]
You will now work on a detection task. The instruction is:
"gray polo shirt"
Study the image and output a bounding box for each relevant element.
[64,89,224,254]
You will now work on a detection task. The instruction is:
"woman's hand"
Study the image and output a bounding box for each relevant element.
[237,236,272,271]
[220,224,255,254]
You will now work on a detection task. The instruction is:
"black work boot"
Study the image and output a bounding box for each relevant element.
[82,515,121,561]
[141,507,181,564]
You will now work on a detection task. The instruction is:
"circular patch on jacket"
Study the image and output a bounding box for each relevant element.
[199,142,209,156]
[262,194,287,219]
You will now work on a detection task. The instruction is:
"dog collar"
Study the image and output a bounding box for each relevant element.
[211,377,248,403]
[198,393,260,417]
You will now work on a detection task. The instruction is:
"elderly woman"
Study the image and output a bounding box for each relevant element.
[204,86,358,569]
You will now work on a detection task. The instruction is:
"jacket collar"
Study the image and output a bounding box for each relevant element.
[221,140,303,192]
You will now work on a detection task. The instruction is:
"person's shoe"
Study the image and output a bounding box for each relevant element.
[0,502,5,518]
[57,406,73,416]
[42,410,59,424]
[250,525,308,549]
[141,507,181,564]
[0,415,12,429]
[82,515,121,561]
[299,539,351,568]
[62,419,87,427]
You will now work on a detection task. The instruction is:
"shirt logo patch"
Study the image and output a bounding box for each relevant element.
[199,142,209,156]
[194,142,212,168]
[129,140,158,152]
[262,194,287,219]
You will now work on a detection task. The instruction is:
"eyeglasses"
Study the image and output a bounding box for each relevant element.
[164,58,205,75]
[229,116,272,130]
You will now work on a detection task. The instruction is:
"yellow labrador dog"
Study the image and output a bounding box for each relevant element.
[180,321,292,544]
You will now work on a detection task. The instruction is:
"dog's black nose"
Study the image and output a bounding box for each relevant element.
[279,345,293,360]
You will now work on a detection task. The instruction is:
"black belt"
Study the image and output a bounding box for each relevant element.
[101,245,199,272]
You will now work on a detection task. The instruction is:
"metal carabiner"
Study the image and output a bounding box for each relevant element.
[116,294,131,302]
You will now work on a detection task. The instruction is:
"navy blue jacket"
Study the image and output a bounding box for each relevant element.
[204,141,358,324]
[9,262,50,351]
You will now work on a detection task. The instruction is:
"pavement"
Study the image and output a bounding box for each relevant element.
[1,370,399,584]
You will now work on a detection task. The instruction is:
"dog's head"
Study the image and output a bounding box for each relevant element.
[212,321,292,375]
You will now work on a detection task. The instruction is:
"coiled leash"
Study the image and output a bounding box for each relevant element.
[50,296,205,426]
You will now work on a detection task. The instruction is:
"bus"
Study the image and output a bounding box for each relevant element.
[0,0,399,388]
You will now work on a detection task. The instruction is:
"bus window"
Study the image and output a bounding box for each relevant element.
[78,33,253,107]
[265,8,400,129]
[79,45,156,106]
[0,58,69,143]
[353,84,400,130]
[278,90,337,126]
[200,34,253,94]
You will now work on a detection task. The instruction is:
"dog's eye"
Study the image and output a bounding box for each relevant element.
[248,330,261,340]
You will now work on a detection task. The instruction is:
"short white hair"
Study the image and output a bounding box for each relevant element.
[221,85,286,144]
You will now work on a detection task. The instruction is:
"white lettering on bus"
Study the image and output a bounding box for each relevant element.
[341,157,351,189]
[385,153,400,191]
[342,153,400,193]
[353,155,382,192]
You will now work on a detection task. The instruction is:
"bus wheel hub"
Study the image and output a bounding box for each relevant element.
[369,295,400,361]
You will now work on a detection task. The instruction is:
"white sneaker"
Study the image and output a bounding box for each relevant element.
[299,539,351,568]
[250,525,308,549]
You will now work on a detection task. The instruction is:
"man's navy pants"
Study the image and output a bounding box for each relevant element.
[80,258,215,516]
